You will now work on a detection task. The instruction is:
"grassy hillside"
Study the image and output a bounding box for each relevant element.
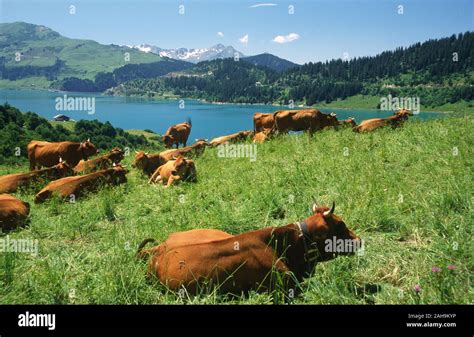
[0,116,472,304]
[0,22,164,88]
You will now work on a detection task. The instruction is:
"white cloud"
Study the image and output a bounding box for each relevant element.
[217,32,224,38]
[239,34,249,45]
[249,3,277,8]
[272,33,300,44]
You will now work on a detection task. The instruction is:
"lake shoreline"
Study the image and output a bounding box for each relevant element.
[0,86,458,114]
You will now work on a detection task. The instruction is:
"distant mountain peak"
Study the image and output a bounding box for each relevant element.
[243,53,299,72]
[126,43,244,63]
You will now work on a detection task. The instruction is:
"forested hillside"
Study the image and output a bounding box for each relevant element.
[0,104,152,164]
[115,32,474,107]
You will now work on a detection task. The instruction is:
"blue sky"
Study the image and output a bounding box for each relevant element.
[1,0,473,64]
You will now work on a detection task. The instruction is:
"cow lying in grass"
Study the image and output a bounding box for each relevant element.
[148,155,196,187]
[27,139,98,170]
[159,139,208,162]
[138,202,360,295]
[132,151,166,176]
[0,160,73,194]
[337,117,357,128]
[73,147,125,174]
[210,131,253,146]
[253,129,272,143]
[0,194,30,231]
[353,109,413,132]
[35,165,128,203]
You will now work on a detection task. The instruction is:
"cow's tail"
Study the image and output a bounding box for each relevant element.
[186,117,192,127]
[27,142,37,171]
[271,112,279,134]
[136,238,156,260]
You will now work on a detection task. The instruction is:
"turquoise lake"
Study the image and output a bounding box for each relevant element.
[0,89,443,140]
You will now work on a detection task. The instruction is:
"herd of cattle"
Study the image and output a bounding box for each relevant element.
[0,108,412,295]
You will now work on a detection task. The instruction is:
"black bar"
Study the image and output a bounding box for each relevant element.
[0,305,470,335]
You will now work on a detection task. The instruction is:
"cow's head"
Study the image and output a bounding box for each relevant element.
[321,112,339,128]
[183,159,197,182]
[80,139,98,159]
[108,147,125,163]
[162,135,174,148]
[395,109,413,118]
[303,202,361,262]
[172,155,189,176]
[132,151,149,169]
[108,164,128,184]
[341,117,357,127]
[52,160,74,177]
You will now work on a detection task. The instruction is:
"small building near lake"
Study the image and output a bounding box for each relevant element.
[53,114,71,122]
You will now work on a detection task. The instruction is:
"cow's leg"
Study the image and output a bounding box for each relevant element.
[28,152,37,171]
[148,168,161,184]
[166,175,181,188]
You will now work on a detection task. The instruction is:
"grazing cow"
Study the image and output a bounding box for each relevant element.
[253,129,272,143]
[163,119,192,148]
[353,109,413,133]
[73,148,125,174]
[253,112,275,133]
[138,202,360,295]
[159,139,208,162]
[27,139,98,170]
[209,131,253,146]
[0,160,73,194]
[132,151,166,176]
[148,155,196,187]
[272,109,339,134]
[0,194,30,231]
[35,165,128,203]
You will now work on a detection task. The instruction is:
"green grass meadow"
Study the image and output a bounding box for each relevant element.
[0,115,472,304]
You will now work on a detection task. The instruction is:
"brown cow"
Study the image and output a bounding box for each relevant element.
[209,131,253,146]
[353,109,413,133]
[35,165,128,203]
[0,160,73,194]
[148,155,196,187]
[159,139,208,162]
[73,148,125,174]
[272,109,339,134]
[138,202,360,295]
[27,139,98,170]
[132,151,166,176]
[253,112,275,133]
[0,194,30,231]
[163,119,192,148]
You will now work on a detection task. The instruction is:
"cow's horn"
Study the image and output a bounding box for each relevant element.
[312,203,318,213]
[87,138,90,142]
[135,151,139,154]
[323,202,335,216]
[330,112,337,117]
[59,157,63,163]
[113,162,116,167]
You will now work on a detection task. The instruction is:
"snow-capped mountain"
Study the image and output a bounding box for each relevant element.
[126,43,244,63]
